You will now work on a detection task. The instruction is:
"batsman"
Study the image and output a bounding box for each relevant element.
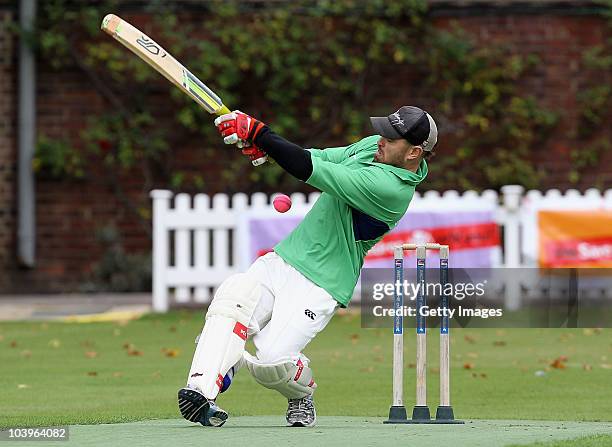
[178,106,438,427]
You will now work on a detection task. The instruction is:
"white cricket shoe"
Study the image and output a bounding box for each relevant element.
[286,394,316,427]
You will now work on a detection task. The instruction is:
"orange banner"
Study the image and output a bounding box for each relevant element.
[539,210,612,267]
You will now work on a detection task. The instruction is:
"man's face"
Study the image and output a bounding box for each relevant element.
[373,137,413,166]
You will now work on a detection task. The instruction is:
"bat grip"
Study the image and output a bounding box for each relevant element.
[217,105,232,115]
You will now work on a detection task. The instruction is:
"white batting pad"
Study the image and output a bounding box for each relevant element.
[188,273,261,399]
[243,352,317,399]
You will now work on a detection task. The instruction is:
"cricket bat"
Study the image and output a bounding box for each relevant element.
[100,14,267,165]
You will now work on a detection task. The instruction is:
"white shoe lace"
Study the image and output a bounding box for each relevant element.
[287,396,314,422]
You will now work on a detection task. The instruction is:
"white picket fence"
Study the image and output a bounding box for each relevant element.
[150,186,612,312]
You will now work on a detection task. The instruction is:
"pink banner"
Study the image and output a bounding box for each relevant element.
[244,211,500,269]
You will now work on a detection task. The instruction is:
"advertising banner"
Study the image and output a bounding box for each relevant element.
[241,210,501,269]
[538,210,612,268]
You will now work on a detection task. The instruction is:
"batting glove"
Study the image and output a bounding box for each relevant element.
[214,111,268,166]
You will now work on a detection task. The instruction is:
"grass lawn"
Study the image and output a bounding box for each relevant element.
[1,310,611,430]
[510,434,612,447]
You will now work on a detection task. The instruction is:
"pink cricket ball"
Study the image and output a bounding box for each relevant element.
[273,194,292,213]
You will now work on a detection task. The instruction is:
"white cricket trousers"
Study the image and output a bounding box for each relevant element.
[246,252,338,363]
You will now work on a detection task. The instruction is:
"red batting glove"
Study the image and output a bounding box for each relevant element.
[214,111,268,166]
[240,144,268,166]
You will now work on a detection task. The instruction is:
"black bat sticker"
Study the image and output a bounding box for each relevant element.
[136,36,166,57]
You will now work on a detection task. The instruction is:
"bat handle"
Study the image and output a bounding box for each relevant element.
[217,105,232,115]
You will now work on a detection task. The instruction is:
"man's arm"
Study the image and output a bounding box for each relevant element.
[253,127,314,181]
[215,111,359,176]
[252,128,359,178]
[215,113,390,214]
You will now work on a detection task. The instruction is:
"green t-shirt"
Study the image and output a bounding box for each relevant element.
[274,135,428,307]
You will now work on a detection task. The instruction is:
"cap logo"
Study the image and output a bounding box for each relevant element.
[390,112,405,127]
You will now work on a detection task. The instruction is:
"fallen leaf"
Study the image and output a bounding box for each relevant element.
[467,352,479,359]
[80,340,94,348]
[10,340,17,348]
[600,364,612,369]
[17,384,30,389]
[20,350,32,358]
[161,348,180,358]
[550,357,567,369]
[87,371,98,376]
[128,349,143,356]
[152,371,161,378]
[463,362,475,370]
[112,372,123,378]
[430,367,440,373]
[84,351,98,359]
[350,334,359,345]
[123,343,135,350]
[583,364,592,371]
[0,335,4,342]
[359,366,375,373]
[169,326,177,332]
[493,341,507,347]
[407,362,416,369]
[48,339,61,348]
[464,335,477,344]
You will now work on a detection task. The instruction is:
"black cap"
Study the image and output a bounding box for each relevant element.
[370,106,438,151]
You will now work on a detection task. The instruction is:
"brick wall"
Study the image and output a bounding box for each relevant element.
[0,7,16,291]
[434,13,612,188]
[1,4,611,292]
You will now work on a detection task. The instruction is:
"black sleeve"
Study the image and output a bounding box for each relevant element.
[253,126,313,181]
